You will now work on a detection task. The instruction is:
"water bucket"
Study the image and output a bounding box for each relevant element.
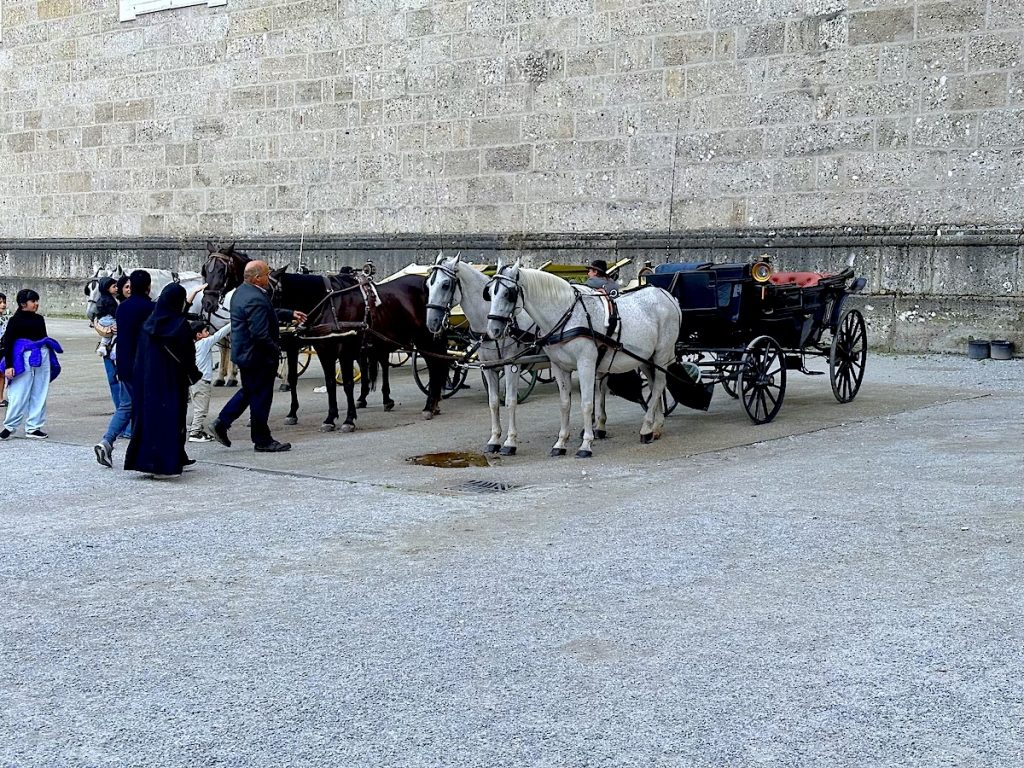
[989,340,1014,360]
[967,339,990,360]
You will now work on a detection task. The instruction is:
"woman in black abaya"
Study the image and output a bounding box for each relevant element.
[125,283,202,477]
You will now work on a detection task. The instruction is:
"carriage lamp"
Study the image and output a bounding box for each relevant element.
[751,260,773,283]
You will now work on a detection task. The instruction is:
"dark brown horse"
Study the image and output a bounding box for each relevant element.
[300,271,451,420]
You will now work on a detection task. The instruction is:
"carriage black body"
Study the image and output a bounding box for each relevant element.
[646,261,868,424]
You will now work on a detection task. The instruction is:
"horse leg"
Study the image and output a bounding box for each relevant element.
[550,366,572,457]
[576,359,597,458]
[338,343,358,432]
[356,350,373,409]
[595,375,609,439]
[482,368,503,454]
[641,362,666,443]
[500,365,521,456]
[422,352,446,419]
[283,344,299,426]
[213,345,227,386]
[316,344,338,432]
[379,353,394,411]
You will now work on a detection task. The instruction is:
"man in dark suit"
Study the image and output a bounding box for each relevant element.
[94,270,154,468]
[209,260,307,452]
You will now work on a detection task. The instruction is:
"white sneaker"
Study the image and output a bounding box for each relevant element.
[188,432,214,443]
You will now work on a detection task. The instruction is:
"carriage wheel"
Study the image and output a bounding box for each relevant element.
[718,352,742,399]
[335,360,361,385]
[277,346,313,380]
[412,351,467,399]
[485,364,539,404]
[738,335,786,424]
[640,370,679,416]
[535,366,555,384]
[829,309,867,403]
[389,350,411,367]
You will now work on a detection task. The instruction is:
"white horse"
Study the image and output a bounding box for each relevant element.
[425,253,539,456]
[84,267,238,385]
[485,261,681,458]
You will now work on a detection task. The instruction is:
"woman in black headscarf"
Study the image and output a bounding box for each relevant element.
[125,283,202,477]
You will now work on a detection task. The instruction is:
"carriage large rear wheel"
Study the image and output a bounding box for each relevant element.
[483,364,539,404]
[829,309,867,403]
[739,335,786,424]
[412,351,468,399]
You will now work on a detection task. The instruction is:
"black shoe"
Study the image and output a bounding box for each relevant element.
[0,428,11,440]
[26,430,48,439]
[254,440,291,453]
[183,457,197,467]
[209,419,231,448]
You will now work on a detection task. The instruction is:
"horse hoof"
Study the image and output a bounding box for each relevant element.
[484,443,500,454]
[226,379,238,387]
[341,423,355,433]
[213,380,224,387]
[499,446,517,456]
[595,429,608,439]
[550,448,566,457]
[422,410,434,421]
[278,383,291,392]
[575,449,593,459]
[356,399,367,409]
[320,423,336,433]
[384,400,395,412]
[284,416,298,426]
[640,432,654,444]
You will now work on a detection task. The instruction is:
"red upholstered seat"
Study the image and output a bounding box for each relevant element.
[769,271,830,288]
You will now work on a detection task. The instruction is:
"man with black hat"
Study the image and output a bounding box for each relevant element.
[585,259,620,294]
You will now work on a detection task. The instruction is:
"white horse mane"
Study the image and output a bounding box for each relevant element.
[516,267,578,306]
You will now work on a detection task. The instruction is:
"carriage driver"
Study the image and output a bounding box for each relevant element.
[585,259,620,295]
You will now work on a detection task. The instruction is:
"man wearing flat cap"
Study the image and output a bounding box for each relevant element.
[585,259,620,294]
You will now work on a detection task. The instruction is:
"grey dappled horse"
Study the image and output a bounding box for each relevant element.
[485,262,681,458]
[425,253,538,456]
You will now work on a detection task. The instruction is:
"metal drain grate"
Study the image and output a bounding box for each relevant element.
[448,480,518,494]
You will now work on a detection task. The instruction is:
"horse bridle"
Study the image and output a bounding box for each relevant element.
[202,251,240,308]
[426,261,461,334]
[484,267,522,329]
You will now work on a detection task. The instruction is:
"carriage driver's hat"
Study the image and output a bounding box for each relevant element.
[588,259,609,277]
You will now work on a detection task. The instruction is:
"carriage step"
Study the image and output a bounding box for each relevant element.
[801,369,825,376]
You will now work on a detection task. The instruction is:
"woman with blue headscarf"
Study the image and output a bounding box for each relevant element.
[125,283,202,477]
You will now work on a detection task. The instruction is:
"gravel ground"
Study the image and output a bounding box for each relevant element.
[1,322,1022,767]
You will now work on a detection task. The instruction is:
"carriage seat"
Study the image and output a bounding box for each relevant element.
[769,271,831,288]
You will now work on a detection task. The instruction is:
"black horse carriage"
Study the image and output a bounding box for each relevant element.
[647,258,868,424]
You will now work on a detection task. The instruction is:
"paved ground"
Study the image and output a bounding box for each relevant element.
[1,319,1022,767]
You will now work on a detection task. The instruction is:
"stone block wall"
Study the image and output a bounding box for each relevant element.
[1,0,1022,351]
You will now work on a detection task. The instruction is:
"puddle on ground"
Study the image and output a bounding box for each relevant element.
[406,451,491,468]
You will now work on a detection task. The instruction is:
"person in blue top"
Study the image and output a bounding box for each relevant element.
[209,260,306,453]
[94,270,154,468]
[0,289,63,440]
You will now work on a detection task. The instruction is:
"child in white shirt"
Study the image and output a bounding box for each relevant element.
[188,320,231,442]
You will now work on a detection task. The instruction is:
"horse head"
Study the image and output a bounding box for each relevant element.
[201,242,249,317]
[425,251,462,336]
[266,264,289,306]
[485,260,521,341]
[83,265,121,320]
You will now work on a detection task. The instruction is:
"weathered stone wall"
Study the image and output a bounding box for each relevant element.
[3,0,1024,236]
[1,0,1022,350]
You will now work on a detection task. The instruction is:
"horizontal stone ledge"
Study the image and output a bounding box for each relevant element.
[4,225,1024,252]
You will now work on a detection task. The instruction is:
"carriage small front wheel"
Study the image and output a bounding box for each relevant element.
[829,309,867,403]
[738,335,787,424]
[412,351,468,399]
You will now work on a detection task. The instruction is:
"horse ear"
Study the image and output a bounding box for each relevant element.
[434,251,444,265]
[454,251,462,264]
[207,241,216,253]
[512,258,522,269]
[226,242,236,255]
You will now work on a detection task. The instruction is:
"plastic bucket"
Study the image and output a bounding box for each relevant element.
[967,339,990,360]
[989,340,1014,360]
